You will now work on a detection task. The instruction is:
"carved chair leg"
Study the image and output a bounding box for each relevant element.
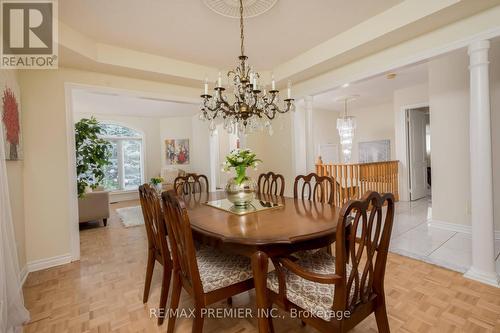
[167,272,181,333]
[158,265,172,325]
[143,250,155,303]
[103,218,107,226]
[227,297,233,306]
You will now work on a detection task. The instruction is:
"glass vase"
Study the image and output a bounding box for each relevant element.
[225,167,257,208]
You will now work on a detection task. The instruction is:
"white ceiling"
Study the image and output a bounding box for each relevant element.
[59,0,402,70]
[72,89,199,118]
[313,61,429,111]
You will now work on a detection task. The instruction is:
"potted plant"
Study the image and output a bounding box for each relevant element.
[75,117,112,197]
[223,148,261,208]
[150,176,164,193]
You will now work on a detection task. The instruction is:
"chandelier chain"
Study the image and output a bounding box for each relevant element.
[240,0,245,56]
[199,0,295,135]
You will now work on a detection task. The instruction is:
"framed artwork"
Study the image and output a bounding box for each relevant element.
[165,139,190,165]
[359,139,390,163]
[1,71,23,160]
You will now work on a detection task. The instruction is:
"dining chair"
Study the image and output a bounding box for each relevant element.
[174,173,209,195]
[138,184,173,326]
[267,191,395,333]
[161,190,255,333]
[294,173,335,205]
[257,171,285,196]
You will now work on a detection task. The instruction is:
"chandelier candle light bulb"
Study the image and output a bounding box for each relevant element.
[199,0,295,136]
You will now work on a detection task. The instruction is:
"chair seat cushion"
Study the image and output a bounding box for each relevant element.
[196,246,253,293]
[267,251,357,321]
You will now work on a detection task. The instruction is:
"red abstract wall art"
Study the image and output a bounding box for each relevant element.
[2,87,21,160]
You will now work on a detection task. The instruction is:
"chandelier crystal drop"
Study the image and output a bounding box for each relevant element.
[199,0,295,136]
[336,97,357,163]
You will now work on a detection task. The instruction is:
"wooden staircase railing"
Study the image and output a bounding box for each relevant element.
[315,158,399,206]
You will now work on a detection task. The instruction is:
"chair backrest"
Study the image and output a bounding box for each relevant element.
[174,173,209,195]
[333,191,395,312]
[161,190,204,296]
[293,173,335,204]
[257,172,285,196]
[139,184,170,262]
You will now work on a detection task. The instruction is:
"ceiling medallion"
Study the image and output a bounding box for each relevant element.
[203,0,278,18]
[199,0,294,136]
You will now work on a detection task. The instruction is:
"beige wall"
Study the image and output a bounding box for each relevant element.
[312,103,396,164]
[428,50,471,226]
[245,113,295,197]
[312,108,340,163]
[6,161,26,268]
[2,69,26,269]
[159,115,212,178]
[18,67,199,264]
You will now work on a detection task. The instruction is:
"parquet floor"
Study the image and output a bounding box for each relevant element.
[22,200,500,333]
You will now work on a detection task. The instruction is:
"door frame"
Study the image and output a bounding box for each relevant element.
[406,106,429,201]
[64,82,199,262]
[395,103,429,202]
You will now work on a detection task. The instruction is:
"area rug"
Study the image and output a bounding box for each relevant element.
[116,206,144,228]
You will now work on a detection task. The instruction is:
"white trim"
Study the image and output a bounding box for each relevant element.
[27,254,73,273]
[428,219,500,240]
[64,84,81,262]
[298,26,500,99]
[19,265,28,286]
[396,103,429,202]
[464,267,500,288]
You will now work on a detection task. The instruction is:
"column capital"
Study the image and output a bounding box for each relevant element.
[468,40,490,55]
[468,40,490,69]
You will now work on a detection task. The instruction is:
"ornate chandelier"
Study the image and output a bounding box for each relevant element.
[199,0,295,136]
[336,96,357,163]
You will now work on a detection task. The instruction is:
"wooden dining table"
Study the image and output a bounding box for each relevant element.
[183,191,342,333]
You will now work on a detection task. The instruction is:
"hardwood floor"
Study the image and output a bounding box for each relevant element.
[23,200,500,333]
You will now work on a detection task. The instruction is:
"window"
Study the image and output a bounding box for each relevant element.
[99,123,144,191]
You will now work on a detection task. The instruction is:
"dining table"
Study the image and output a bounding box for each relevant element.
[183,191,342,333]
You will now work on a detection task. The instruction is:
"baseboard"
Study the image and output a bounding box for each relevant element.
[109,190,139,203]
[464,267,500,288]
[429,220,500,240]
[19,265,28,286]
[27,253,72,273]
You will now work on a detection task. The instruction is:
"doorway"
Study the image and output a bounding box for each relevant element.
[406,107,431,201]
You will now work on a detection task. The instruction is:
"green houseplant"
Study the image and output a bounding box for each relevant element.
[223,148,261,207]
[75,117,112,197]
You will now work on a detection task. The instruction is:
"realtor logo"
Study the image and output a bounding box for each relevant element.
[1,0,58,69]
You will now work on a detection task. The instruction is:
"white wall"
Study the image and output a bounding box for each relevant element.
[490,40,500,231]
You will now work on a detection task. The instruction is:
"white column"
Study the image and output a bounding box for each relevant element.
[464,40,500,287]
[305,96,315,173]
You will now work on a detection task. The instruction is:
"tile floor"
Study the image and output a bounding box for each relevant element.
[390,197,500,274]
